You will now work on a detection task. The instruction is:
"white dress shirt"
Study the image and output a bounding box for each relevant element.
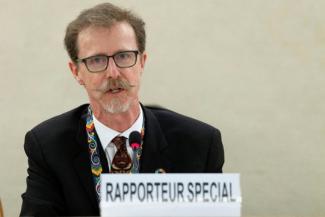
[93,105,143,169]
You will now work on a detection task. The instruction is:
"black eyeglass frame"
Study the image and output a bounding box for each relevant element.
[76,50,140,73]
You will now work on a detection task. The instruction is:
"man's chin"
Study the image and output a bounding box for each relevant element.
[102,100,131,114]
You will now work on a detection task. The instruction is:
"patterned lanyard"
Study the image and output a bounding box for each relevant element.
[85,106,144,201]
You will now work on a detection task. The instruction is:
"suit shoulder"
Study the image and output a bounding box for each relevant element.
[30,104,88,136]
[144,105,220,135]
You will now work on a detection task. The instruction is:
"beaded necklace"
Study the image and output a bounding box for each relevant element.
[85,106,144,201]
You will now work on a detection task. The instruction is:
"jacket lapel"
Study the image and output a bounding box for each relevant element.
[72,108,99,212]
[140,106,172,173]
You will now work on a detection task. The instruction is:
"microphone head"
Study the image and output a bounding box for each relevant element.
[129,131,142,150]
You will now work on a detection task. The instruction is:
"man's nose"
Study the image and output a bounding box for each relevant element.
[105,57,121,79]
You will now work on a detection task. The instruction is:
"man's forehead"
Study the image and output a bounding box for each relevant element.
[79,22,134,37]
[78,22,136,45]
[79,25,113,39]
[76,22,138,56]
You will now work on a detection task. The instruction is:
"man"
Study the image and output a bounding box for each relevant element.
[20,2,224,216]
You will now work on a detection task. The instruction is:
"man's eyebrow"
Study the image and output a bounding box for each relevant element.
[113,49,137,54]
[80,53,107,59]
[84,50,136,58]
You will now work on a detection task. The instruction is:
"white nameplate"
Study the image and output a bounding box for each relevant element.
[100,174,241,217]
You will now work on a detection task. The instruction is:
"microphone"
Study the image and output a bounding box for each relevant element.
[129,131,142,172]
[129,131,142,150]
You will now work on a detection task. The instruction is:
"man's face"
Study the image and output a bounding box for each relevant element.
[69,22,147,114]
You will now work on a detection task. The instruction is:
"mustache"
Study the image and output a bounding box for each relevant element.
[95,79,135,92]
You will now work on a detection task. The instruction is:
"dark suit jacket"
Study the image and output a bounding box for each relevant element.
[20,104,224,216]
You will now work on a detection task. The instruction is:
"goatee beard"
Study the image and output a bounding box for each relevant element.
[102,97,132,114]
[95,78,135,114]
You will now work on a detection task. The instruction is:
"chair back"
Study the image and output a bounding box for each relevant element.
[0,199,3,217]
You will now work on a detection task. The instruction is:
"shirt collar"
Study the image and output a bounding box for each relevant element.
[93,105,144,150]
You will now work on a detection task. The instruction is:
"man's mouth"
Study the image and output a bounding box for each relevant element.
[108,88,124,94]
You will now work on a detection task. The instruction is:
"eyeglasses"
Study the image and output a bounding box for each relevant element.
[77,50,139,73]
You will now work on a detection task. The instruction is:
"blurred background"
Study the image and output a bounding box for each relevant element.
[0,0,324,216]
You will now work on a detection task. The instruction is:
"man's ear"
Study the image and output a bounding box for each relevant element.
[69,61,85,85]
[139,52,147,74]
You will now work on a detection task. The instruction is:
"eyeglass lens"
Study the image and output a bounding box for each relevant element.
[84,51,137,72]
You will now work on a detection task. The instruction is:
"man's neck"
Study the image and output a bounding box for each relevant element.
[91,102,140,132]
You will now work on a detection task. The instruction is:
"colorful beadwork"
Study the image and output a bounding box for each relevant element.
[86,106,103,200]
[85,105,145,201]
